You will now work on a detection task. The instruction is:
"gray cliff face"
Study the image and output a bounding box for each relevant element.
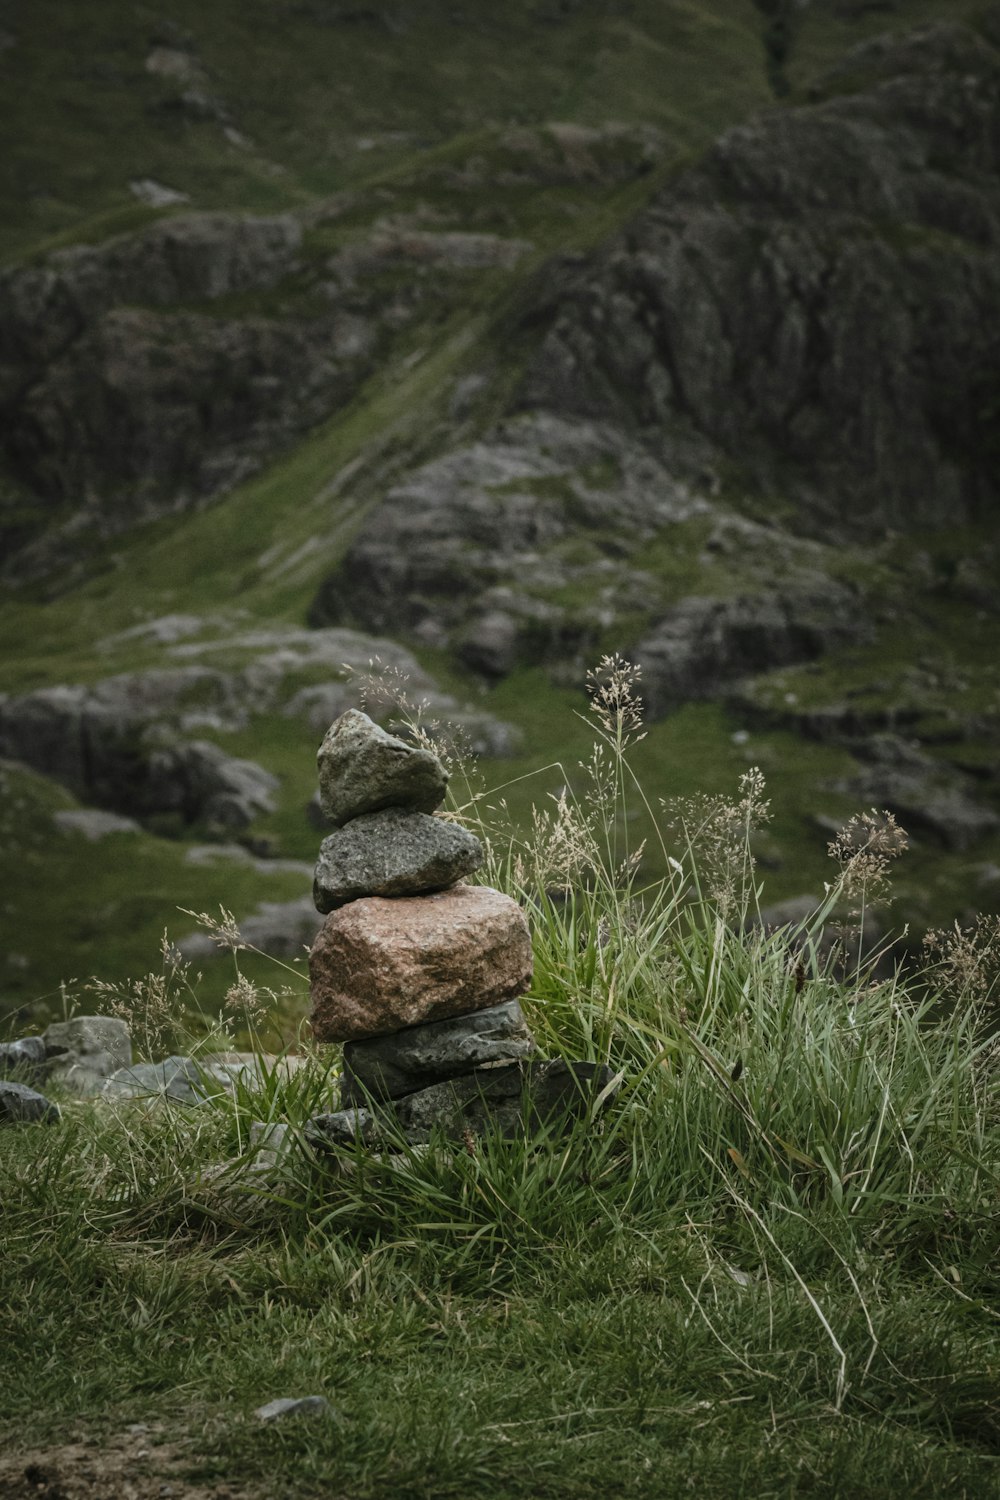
[0,212,372,569]
[517,22,1000,533]
[310,17,1000,707]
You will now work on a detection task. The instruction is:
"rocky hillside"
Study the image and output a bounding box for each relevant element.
[1,0,998,1027]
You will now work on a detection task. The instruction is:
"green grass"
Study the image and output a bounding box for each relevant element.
[0,0,775,262]
[2,709,999,1497]
[0,761,311,1032]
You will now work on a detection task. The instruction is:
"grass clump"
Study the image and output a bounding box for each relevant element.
[1,663,999,1497]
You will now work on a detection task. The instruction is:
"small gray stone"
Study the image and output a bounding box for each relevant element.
[317,710,448,827]
[394,1059,620,1143]
[254,1396,334,1422]
[53,808,142,840]
[103,1055,206,1103]
[0,1036,46,1079]
[342,1000,537,1104]
[43,1015,132,1095]
[313,807,482,913]
[0,1079,61,1124]
[304,1106,381,1151]
[248,1120,296,1167]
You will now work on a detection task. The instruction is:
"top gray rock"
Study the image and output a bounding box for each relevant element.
[316,710,448,827]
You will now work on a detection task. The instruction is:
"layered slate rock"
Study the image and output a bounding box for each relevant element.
[341,999,536,1104]
[307,1061,619,1150]
[0,1079,61,1124]
[394,1060,619,1143]
[317,709,448,827]
[313,807,482,913]
[310,885,533,1043]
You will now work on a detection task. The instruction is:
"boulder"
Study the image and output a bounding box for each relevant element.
[316,710,448,827]
[313,807,482,912]
[341,999,537,1104]
[310,885,533,1043]
[517,23,1000,534]
[0,1079,61,1124]
[309,413,706,676]
[43,1014,132,1095]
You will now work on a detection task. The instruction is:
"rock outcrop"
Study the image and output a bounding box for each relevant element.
[0,624,519,833]
[0,212,372,570]
[516,22,1000,534]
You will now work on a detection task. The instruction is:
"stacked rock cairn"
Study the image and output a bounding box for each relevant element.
[305,710,618,1149]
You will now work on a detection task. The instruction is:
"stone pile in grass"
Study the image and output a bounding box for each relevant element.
[305,710,617,1148]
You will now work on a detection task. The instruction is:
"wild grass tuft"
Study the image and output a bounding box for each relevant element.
[2,663,998,1495]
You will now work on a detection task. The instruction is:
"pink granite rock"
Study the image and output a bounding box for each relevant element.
[309,885,533,1043]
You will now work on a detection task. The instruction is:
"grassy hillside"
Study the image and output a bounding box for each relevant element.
[1,0,998,1030]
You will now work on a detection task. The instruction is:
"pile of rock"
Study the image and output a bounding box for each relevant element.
[304,710,617,1147]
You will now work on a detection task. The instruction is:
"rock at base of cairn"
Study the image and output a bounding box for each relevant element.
[341,999,536,1104]
[317,710,448,828]
[310,885,533,1043]
[307,1060,619,1150]
[313,807,482,913]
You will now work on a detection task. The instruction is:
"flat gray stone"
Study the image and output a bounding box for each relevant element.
[313,807,482,912]
[394,1059,620,1143]
[0,1036,46,1079]
[43,1015,132,1095]
[0,1079,61,1124]
[341,999,537,1104]
[103,1055,207,1102]
[53,808,142,840]
[254,1396,334,1422]
[316,709,447,827]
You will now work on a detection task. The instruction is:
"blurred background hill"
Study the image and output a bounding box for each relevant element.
[1,0,998,1030]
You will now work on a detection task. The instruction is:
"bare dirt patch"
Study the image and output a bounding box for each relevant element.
[0,1426,262,1500]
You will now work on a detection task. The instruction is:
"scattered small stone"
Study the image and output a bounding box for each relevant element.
[128,178,190,207]
[316,709,448,827]
[0,1035,46,1080]
[254,1396,334,1422]
[53,808,142,840]
[305,1107,380,1151]
[0,1079,61,1124]
[43,1015,132,1095]
[313,806,482,912]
